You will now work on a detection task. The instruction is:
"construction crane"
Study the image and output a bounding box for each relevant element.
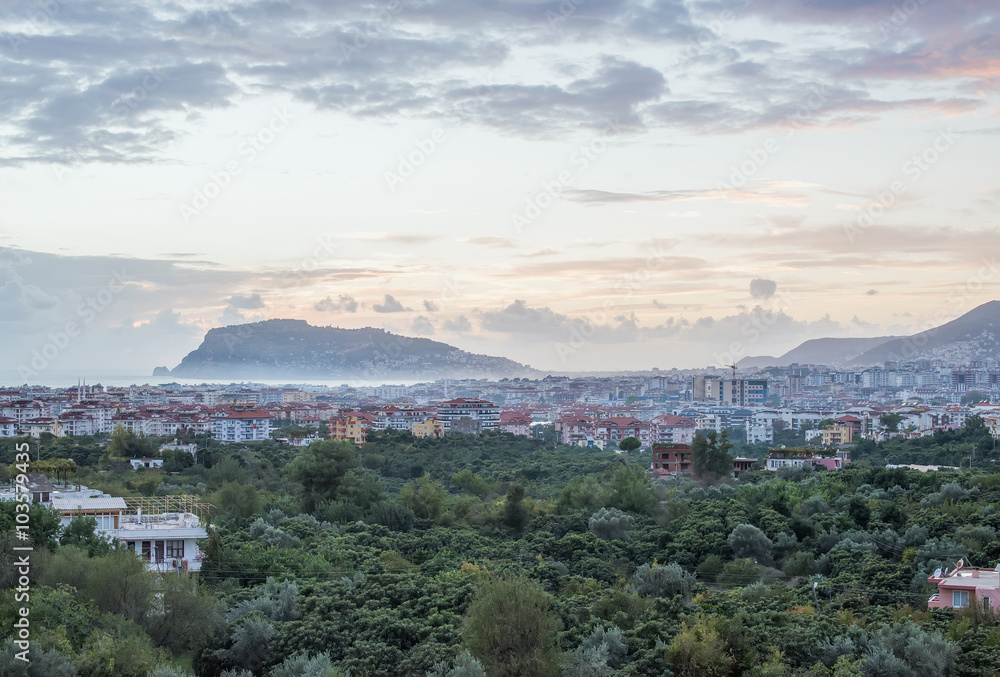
[727,362,738,382]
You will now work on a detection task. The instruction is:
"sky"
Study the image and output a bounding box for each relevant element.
[1,0,999,377]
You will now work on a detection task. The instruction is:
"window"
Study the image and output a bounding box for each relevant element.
[165,540,185,558]
[953,590,969,608]
[984,597,991,612]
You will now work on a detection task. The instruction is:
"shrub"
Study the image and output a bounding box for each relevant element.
[588,508,635,541]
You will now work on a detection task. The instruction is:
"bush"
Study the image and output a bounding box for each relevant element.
[727,524,773,563]
[782,551,818,577]
[718,558,761,587]
[561,625,626,677]
[631,562,695,600]
[461,574,562,677]
[367,502,416,532]
[426,650,487,677]
[588,508,634,541]
[696,555,723,582]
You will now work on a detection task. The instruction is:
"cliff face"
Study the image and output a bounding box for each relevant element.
[169,319,534,379]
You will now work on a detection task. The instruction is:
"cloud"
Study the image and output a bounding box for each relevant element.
[225,293,264,310]
[465,237,516,248]
[866,289,879,295]
[749,279,777,300]
[373,294,411,313]
[423,300,439,312]
[563,186,809,206]
[411,315,435,335]
[442,315,472,333]
[314,294,359,313]
[0,0,991,166]
[220,293,265,325]
[0,253,61,323]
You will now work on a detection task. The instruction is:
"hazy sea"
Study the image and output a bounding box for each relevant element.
[0,369,427,389]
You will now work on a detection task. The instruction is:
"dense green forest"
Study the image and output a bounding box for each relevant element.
[3,426,1000,676]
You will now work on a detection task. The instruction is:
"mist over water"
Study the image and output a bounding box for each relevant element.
[0,370,427,389]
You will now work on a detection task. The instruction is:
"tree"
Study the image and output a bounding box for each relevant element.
[401,473,448,520]
[84,547,154,623]
[144,574,224,652]
[60,515,113,557]
[618,436,641,454]
[691,430,734,482]
[631,562,695,599]
[961,390,988,406]
[668,616,734,677]
[608,464,656,515]
[101,425,155,467]
[501,483,530,532]
[427,650,487,677]
[588,507,634,541]
[287,439,360,512]
[727,524,773,564]
[452,469,488,497]
[214,617,275,675]
[213,481,263,519]
[462,574,562,677]
[879,413,903,432]
[556,477,604,513]
[561,626,626,677]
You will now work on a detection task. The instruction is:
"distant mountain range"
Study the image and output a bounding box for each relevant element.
[162,319,536,379]
[738,300,1000,369]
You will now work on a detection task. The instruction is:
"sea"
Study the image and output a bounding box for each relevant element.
[0,369,427,390]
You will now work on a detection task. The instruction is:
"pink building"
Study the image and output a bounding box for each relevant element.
[595,417,652,449]
[499,411,533,437]
[649,414,696,444]
[928,560,1000,611]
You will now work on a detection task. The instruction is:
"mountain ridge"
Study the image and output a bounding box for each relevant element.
[168,319,536,379]
[737,301,1000,369]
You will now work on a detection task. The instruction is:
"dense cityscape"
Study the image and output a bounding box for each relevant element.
[4,357,1000,450]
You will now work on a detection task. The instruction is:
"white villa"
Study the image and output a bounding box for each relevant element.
[50,492,211,572]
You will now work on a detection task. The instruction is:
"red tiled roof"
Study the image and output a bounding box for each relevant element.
[650,414,696,427]
[213,409,272,420]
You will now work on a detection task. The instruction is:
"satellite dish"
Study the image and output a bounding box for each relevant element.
[934,568,942,578]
